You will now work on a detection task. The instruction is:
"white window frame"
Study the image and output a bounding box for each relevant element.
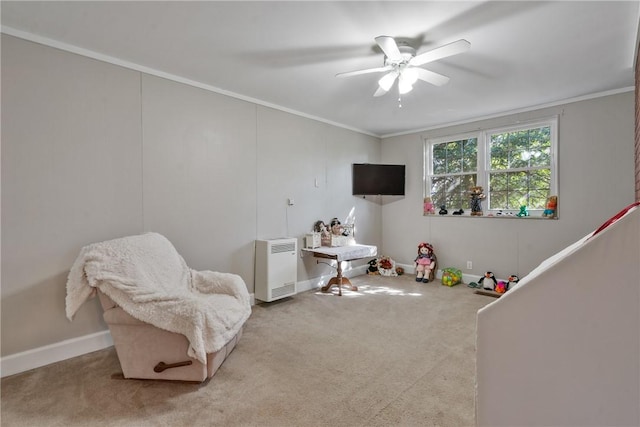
[424,116,558,217]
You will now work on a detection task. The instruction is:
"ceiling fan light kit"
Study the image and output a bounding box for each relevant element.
[337,35,470,99]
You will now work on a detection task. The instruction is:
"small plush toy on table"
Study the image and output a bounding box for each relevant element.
[414,242,437,283]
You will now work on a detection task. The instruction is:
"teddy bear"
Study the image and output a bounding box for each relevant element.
[469,186,486,216]
[414,242,437,283]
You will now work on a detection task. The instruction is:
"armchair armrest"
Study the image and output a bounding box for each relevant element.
[190,270,250,306]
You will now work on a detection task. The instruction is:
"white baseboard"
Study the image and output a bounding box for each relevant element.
[1,265,478,378]
[396,264,480,285]
[1,330,113,378]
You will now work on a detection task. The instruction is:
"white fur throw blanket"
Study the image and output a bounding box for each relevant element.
[66,232,251,364]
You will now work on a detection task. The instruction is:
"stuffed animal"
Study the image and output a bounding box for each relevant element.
[507,274,520,290]
[469,186,486,216]
[495,281,507,293]
[414,242,436,283]
[453,208,464,215]
[367,258,379,275]
[377,256,397,277]
[439,205,448,215]
[478,271,497,290]
[423,197,435,215]
[543,196,558,219]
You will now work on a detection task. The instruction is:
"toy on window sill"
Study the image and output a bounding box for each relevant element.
[469,186,486,216]
[453,208,464,215]
[439,205,448,215]
[414,242,437,283]
[517,205,529,217]
[423,197,435,215]
[543,195,558,219]
[478,271,497,290]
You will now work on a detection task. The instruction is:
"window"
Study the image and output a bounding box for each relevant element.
[425,118,557,216]
[429,136,478,211]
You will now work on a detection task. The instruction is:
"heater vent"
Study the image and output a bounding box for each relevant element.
[255,238,297,302]
[271,242,295,254]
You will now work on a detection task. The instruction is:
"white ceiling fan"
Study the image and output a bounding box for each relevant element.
[336,36,470,97]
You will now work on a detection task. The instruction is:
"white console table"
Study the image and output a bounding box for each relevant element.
[302,244,377,296]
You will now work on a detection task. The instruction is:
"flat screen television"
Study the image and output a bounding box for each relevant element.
[352,163,406,196]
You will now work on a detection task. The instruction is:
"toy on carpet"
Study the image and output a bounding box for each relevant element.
[377,256,398,277]
[395,266,404,276]
[478,271,497,290]
[469,186,486,216]
[441,267,462,287]
[423,197,435,215]
[507,274,520,289]
[495,281,507,293]
[366,258,379,275]
[414,242,437,283]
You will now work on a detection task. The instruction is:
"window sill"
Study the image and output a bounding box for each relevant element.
[424,213,558,220]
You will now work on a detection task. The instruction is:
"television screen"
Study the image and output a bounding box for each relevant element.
[352,163,406,196]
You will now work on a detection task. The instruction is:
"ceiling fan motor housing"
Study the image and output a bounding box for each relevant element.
[384,44,416,67]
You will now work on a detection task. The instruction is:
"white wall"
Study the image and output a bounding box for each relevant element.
[1,34,381,361]
[476,205,640,426]
[380,92,635,280]
[1,36,144,354]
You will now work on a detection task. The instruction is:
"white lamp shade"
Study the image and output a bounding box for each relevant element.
[402,67,419,85]
[398,73,414,94]
[378,71,398,91]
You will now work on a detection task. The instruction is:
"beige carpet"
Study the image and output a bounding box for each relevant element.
[1,274,491,426]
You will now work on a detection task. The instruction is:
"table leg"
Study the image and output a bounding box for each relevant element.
[321,260,358,295]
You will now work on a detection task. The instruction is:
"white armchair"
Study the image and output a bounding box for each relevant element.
[66,232,251,382]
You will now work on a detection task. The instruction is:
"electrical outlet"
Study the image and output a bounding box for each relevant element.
[466,261,473,269]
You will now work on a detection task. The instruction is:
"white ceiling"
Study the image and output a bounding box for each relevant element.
[2,1,639,137]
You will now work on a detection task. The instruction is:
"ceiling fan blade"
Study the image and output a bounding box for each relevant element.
[335,66,392,78]
[375,36,403,62]
[410,39,470,67]
[415,68,450,86]
[373,86,388,97]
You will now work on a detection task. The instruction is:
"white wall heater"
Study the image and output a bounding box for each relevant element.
[254,238,297,302]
